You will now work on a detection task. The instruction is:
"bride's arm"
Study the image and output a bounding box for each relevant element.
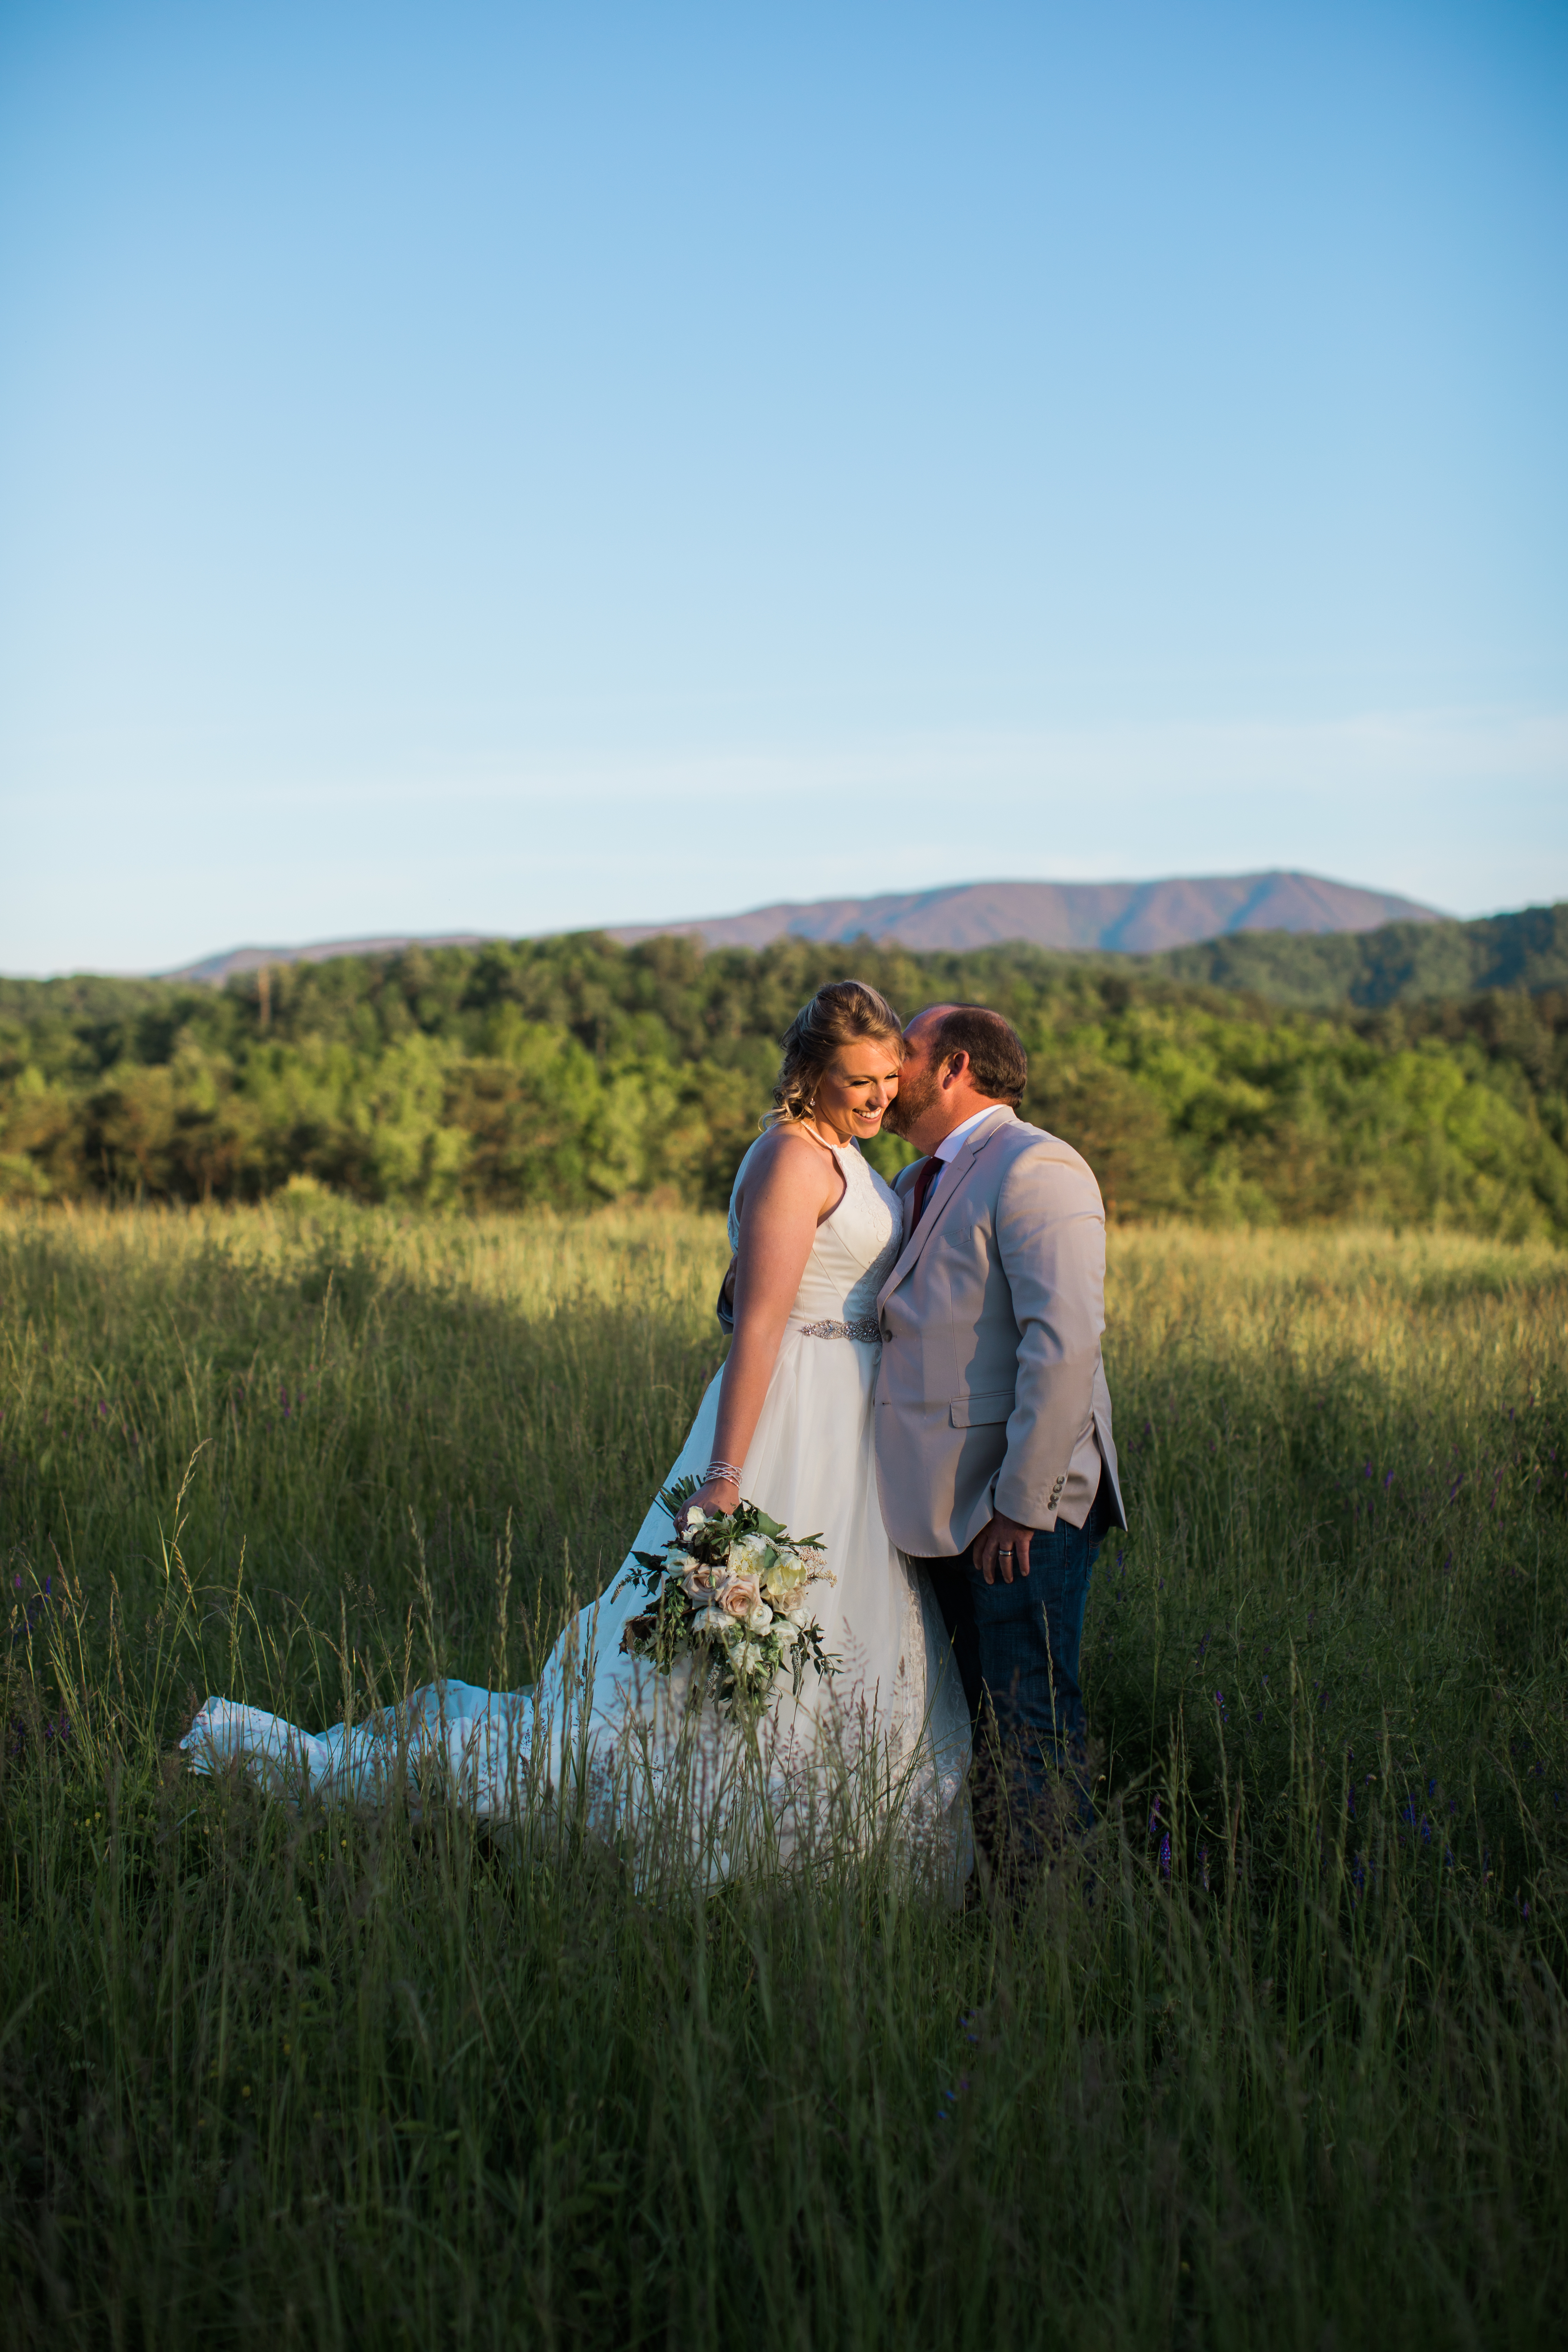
[681,1134,836,1523]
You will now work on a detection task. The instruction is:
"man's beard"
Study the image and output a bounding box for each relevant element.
[884,1062,939,1140]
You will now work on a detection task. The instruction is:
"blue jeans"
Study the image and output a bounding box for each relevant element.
[915,1480,1110,1864]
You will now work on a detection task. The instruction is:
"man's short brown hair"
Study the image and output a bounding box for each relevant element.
[924,1004,1027,1104]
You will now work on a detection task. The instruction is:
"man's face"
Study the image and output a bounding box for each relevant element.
[882,1011,946,1140]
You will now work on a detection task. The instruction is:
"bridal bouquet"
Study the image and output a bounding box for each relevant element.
[617,1476,836,1718]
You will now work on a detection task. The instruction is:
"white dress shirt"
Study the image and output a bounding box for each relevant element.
[918,1106,997,1219]
[933,1105,996,1165]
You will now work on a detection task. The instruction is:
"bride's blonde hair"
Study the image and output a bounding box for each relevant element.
[765,980,906,1128]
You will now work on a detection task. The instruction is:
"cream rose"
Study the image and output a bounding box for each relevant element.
[718,1572,762,1622]
[744,1601,774,1635]
[779,1587,810,1625]
[773,1618,800,1649]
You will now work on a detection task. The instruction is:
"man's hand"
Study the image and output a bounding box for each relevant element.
[973,1506,1036,1585]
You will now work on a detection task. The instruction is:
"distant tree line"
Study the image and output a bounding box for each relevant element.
[1,922,1566,1237]
[1150,897,1568,1010]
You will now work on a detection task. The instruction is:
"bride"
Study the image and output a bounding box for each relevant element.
[183,980,970,1873]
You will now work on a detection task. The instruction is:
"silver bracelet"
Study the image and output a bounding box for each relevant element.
[702,1460,743,1486]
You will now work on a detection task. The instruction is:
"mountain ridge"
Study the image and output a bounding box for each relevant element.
[606,871,1440,953]
[161,869,1442,981]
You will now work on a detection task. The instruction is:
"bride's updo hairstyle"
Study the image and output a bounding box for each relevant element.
[766,980,905,1127]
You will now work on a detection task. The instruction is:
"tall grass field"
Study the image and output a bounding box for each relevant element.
[2,1194,1566,2348]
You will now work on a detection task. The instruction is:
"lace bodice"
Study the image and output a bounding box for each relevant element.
[728,1134,904,1326]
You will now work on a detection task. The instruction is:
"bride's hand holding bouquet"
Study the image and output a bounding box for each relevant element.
[617,1475,836,1718]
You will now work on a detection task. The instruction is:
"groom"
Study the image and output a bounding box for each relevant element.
[876,1004,1125,1884]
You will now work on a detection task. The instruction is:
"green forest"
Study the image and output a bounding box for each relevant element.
[2,904,1566,1235]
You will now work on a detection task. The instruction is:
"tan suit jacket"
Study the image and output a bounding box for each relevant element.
[872,1104,1125,1558]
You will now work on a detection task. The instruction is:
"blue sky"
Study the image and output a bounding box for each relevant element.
[1,0,1564,973]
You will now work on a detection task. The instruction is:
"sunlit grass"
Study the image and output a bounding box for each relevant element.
[2,1202,1566,2347]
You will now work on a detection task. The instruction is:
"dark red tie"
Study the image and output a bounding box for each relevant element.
[909,1156,941,1230]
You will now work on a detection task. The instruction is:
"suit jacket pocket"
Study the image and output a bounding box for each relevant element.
[950,1392,1013,1428]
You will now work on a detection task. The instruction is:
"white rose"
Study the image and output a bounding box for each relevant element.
[691,1606,727,1637]
[774,1619,800,1650]
[744,1601,774,1635]
[684,1505,707,1531]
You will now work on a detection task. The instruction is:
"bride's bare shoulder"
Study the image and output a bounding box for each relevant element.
[734,1122,836,1208]
[753,1119,831,1163]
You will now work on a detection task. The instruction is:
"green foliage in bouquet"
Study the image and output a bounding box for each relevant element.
[618,1474,836,1718]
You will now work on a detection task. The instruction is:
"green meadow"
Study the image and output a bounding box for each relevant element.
[2,1198,1566,2347]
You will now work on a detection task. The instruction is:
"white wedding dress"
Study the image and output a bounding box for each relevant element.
[183,1137,971,1878]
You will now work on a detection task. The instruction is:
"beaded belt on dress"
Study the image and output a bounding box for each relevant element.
[796,1317,882,1342]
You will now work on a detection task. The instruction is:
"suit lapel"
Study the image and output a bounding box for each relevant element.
[881,1106,1015,1296]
